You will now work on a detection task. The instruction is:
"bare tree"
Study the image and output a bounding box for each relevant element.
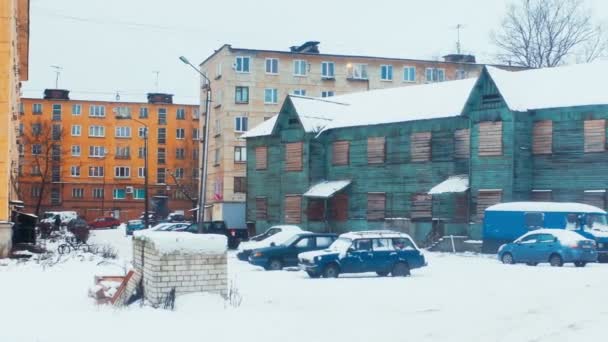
[167,145,199,208]
[493,0,607,68]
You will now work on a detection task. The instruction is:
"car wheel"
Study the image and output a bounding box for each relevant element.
[266,258,283,271]
[501,253,515,265]
[526,262,538,266]
[376,271,389,277]
[306,271,321,278]
[549,254,563,267]
[323,264,340,278]
[574,261,587,267]
[391,262,410,277]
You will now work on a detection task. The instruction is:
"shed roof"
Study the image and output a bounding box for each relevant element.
[428,175,469,195]
[303,180,351,198]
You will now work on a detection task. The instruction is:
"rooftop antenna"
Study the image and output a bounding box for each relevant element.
[455,24,466,54]
[50,65,62,89]
[153,71,160,91]
[115,91,121,101]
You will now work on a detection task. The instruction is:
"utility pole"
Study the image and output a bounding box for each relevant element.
[455,24,465,54]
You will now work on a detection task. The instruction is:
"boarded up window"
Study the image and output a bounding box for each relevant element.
[478,121,502,156]
[533,120,553,155]
[284,195,302,224]
[454,129,470,159]
[255,147,267,170]
[531,190,552,202]
[411,194,432,219]
[584,119,606,153]
[583,191,606,209]
[332,141,349,166]
[307,199,325,221]
[454,194,468,223]
[255,197,268,220]
[331,194,348,221]
[476,190,502,221]
[285,142,303,171]
[367,193,386,220]
[367,137,385,164]
[411,132,431,162]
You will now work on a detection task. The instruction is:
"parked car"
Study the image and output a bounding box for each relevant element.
[166,212,186,222]
[40,211,78,226]
[88,217,121,229]
[126,219,145,236]
[158,222,191,232]
[248,232,338,270]
[237,227,304,261]
[248,225,302,242]
[183,221,248,249]
[498,229,598,267]
[299,230,427,278]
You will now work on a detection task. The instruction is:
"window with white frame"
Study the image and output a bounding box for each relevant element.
[71,145,80,157]
[115,126,131,138]
[138,127,147,138]
[292,89,306,96]
[157,147,166,164]
[349,63,368,79]
[264,88,278,104]
[158,108,167,125]
[32,103,42,114]
[214,148,221,165]
[235,86,249,104]
[113,188,126,200]
[71,125,81,136]
[265,58,279,74]
[139,107,148,118]
[72,188,84,198]
[115,146,130,158]
[321,61,335,78]
[134,189,145,200]
[32,144,42,155]
[173,168,184,179]
[89,125,105,137]
[425,68,445,82]
[72,104,81,115]
[321,91,335,98]
[235,116,248,132]
[293,60,308,76]
[192,108,200,119]
[70,166,80,177]
[235,56,250,73]
[192,128,200,140]
[176,108,185,120]
[380,65,393,81]
[88,166,104,177]
[89,105,105,117]
[89,146,105,157]
[157,168,166,184]
[114,166,130,178]
[176,128,185,139]
[138,167,145,178]
[176,148,185,160]
[157,127,166,144]
[403,66,416,82]
[92,188,104,199]
[234,146,247,162]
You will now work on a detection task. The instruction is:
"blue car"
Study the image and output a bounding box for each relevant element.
[126,219,145,236]
[299,231,427,278]
[498,229,598,267]
[248,233,338,270]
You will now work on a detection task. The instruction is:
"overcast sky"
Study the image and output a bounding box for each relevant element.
[23,0,608,104]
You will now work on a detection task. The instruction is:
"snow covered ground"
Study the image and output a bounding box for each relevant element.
[1,227,607,342]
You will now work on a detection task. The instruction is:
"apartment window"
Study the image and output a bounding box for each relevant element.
[70,166,80,177]
[349,64,368,80]
[52,124,62,140]
[176,108,185,120]
[411,132,432,162]
[31,187,41,197]
[192,108,200,120]
[215,90,223,107]
[113,189,126,200]
[256,146,268,170]
[139,107,148,118]
[321,61,335,78]
[234,177,247,194]
[234,146,247,162]
[138,147,146,159]
[533,120,553,155]
[367,137,386,164]
[584,119,606,153]
[52,104,62,121]
[31,165,41,176]
[157,127,166,144]
[176,148,185,160]
[215,63,222,78]
[32,123,42,136]
[455,69,466,80]
[156,108,167,125]
[264,88,278,104]
[138,127,147,138]
[92,188,104,199]
[114,166,130,178]
[214,118,222,135]
[425,68,445,82]
[192,148,199,160]
[411,194,432,219]
[89,125,105,137]
[157,148,166,164]
[235,86,249,104]
[134,189,145,200]
[72,104,81,115]
[192,168,199,179]
[293,89,306,96]
[115,146,130,159]
[157,168,166,184]
[235,56,250,73]
[478,121,503,156]
[52,144,61,161]
[477,190,503,221]
[285,142,303,171]
[51,188,61,204]
[89,105,106,117]
[18,123,23,136]
[32,103,42,114]
[51,166,60,182]
[89,146,106,157]
[380,65,393,81]
[235,116,248,132]
[192,128,200,140]
[321,91,335,98]
[367,193,386,221]
[138,167,145,178]
[332,141,349,166]
[284,195,302,224]
[293,60,308,76]
[71,145,81,157]
[19,103,24,114]
[115,126,131,138]
[173,168,184,179]
[176,128,185,139]
[214,148,221,165]
[265,58,278,74]
[454,129,470,159]
[32,144,42,155]
[403,66,416,82]
[256,197,268,220]
[18,143,24,157]
[72,188,84,199]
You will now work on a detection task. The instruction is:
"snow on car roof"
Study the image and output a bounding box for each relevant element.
[238,229,311,251]
[269,225,302,232]
[486,202,606,214]
[340,230,414,240]
[517,229,592,244]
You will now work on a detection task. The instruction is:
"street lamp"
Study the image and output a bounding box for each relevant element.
[116,115,150,229]
[179,55,211,231]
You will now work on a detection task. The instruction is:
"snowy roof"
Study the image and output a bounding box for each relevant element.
[240,115,279,138]
[340,230,414,240]
[486,202,607,214]
[487,61,608,112]
[303,180,351,198]
[516,229,593,244]
[238,229,309,251]
[428,175,469,195]
[133,231,227,254]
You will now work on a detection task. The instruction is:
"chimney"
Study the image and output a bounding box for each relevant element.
[147,93,173,104]
[43,89,70,100]
[289,41,320,54]
[442,54,476,63]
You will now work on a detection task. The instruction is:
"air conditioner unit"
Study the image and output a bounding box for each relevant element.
[126,186,134,194]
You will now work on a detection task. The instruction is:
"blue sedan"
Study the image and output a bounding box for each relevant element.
[498,229,597,267]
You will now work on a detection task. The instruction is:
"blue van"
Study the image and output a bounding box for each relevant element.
[482,202,608,260]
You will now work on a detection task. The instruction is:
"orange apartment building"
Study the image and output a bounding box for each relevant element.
[19,90,200,221]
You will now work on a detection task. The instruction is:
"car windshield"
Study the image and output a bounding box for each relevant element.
[282,234,304,246]
[328,237,353,253]
[587,214,608,231]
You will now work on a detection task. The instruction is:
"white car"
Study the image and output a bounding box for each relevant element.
[237,226,305,261]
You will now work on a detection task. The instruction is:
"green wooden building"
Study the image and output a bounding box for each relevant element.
[243,62,608,243]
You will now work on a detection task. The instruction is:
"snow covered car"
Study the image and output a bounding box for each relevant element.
[247,233,338,270]
[248,225,302,242]
[299,231,427,278]
[236,226,303,261]
[498,229,598,267]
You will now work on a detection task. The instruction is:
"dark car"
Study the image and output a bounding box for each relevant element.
[88,217,121,229]
[299,231,427,278]
[248,233,338,270]
[183,221,248,249]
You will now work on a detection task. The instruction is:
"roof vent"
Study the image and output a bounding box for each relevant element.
[43,89,70,100]
[442,54,476,63]
[289,41,320,54]
[147,93,173,104]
